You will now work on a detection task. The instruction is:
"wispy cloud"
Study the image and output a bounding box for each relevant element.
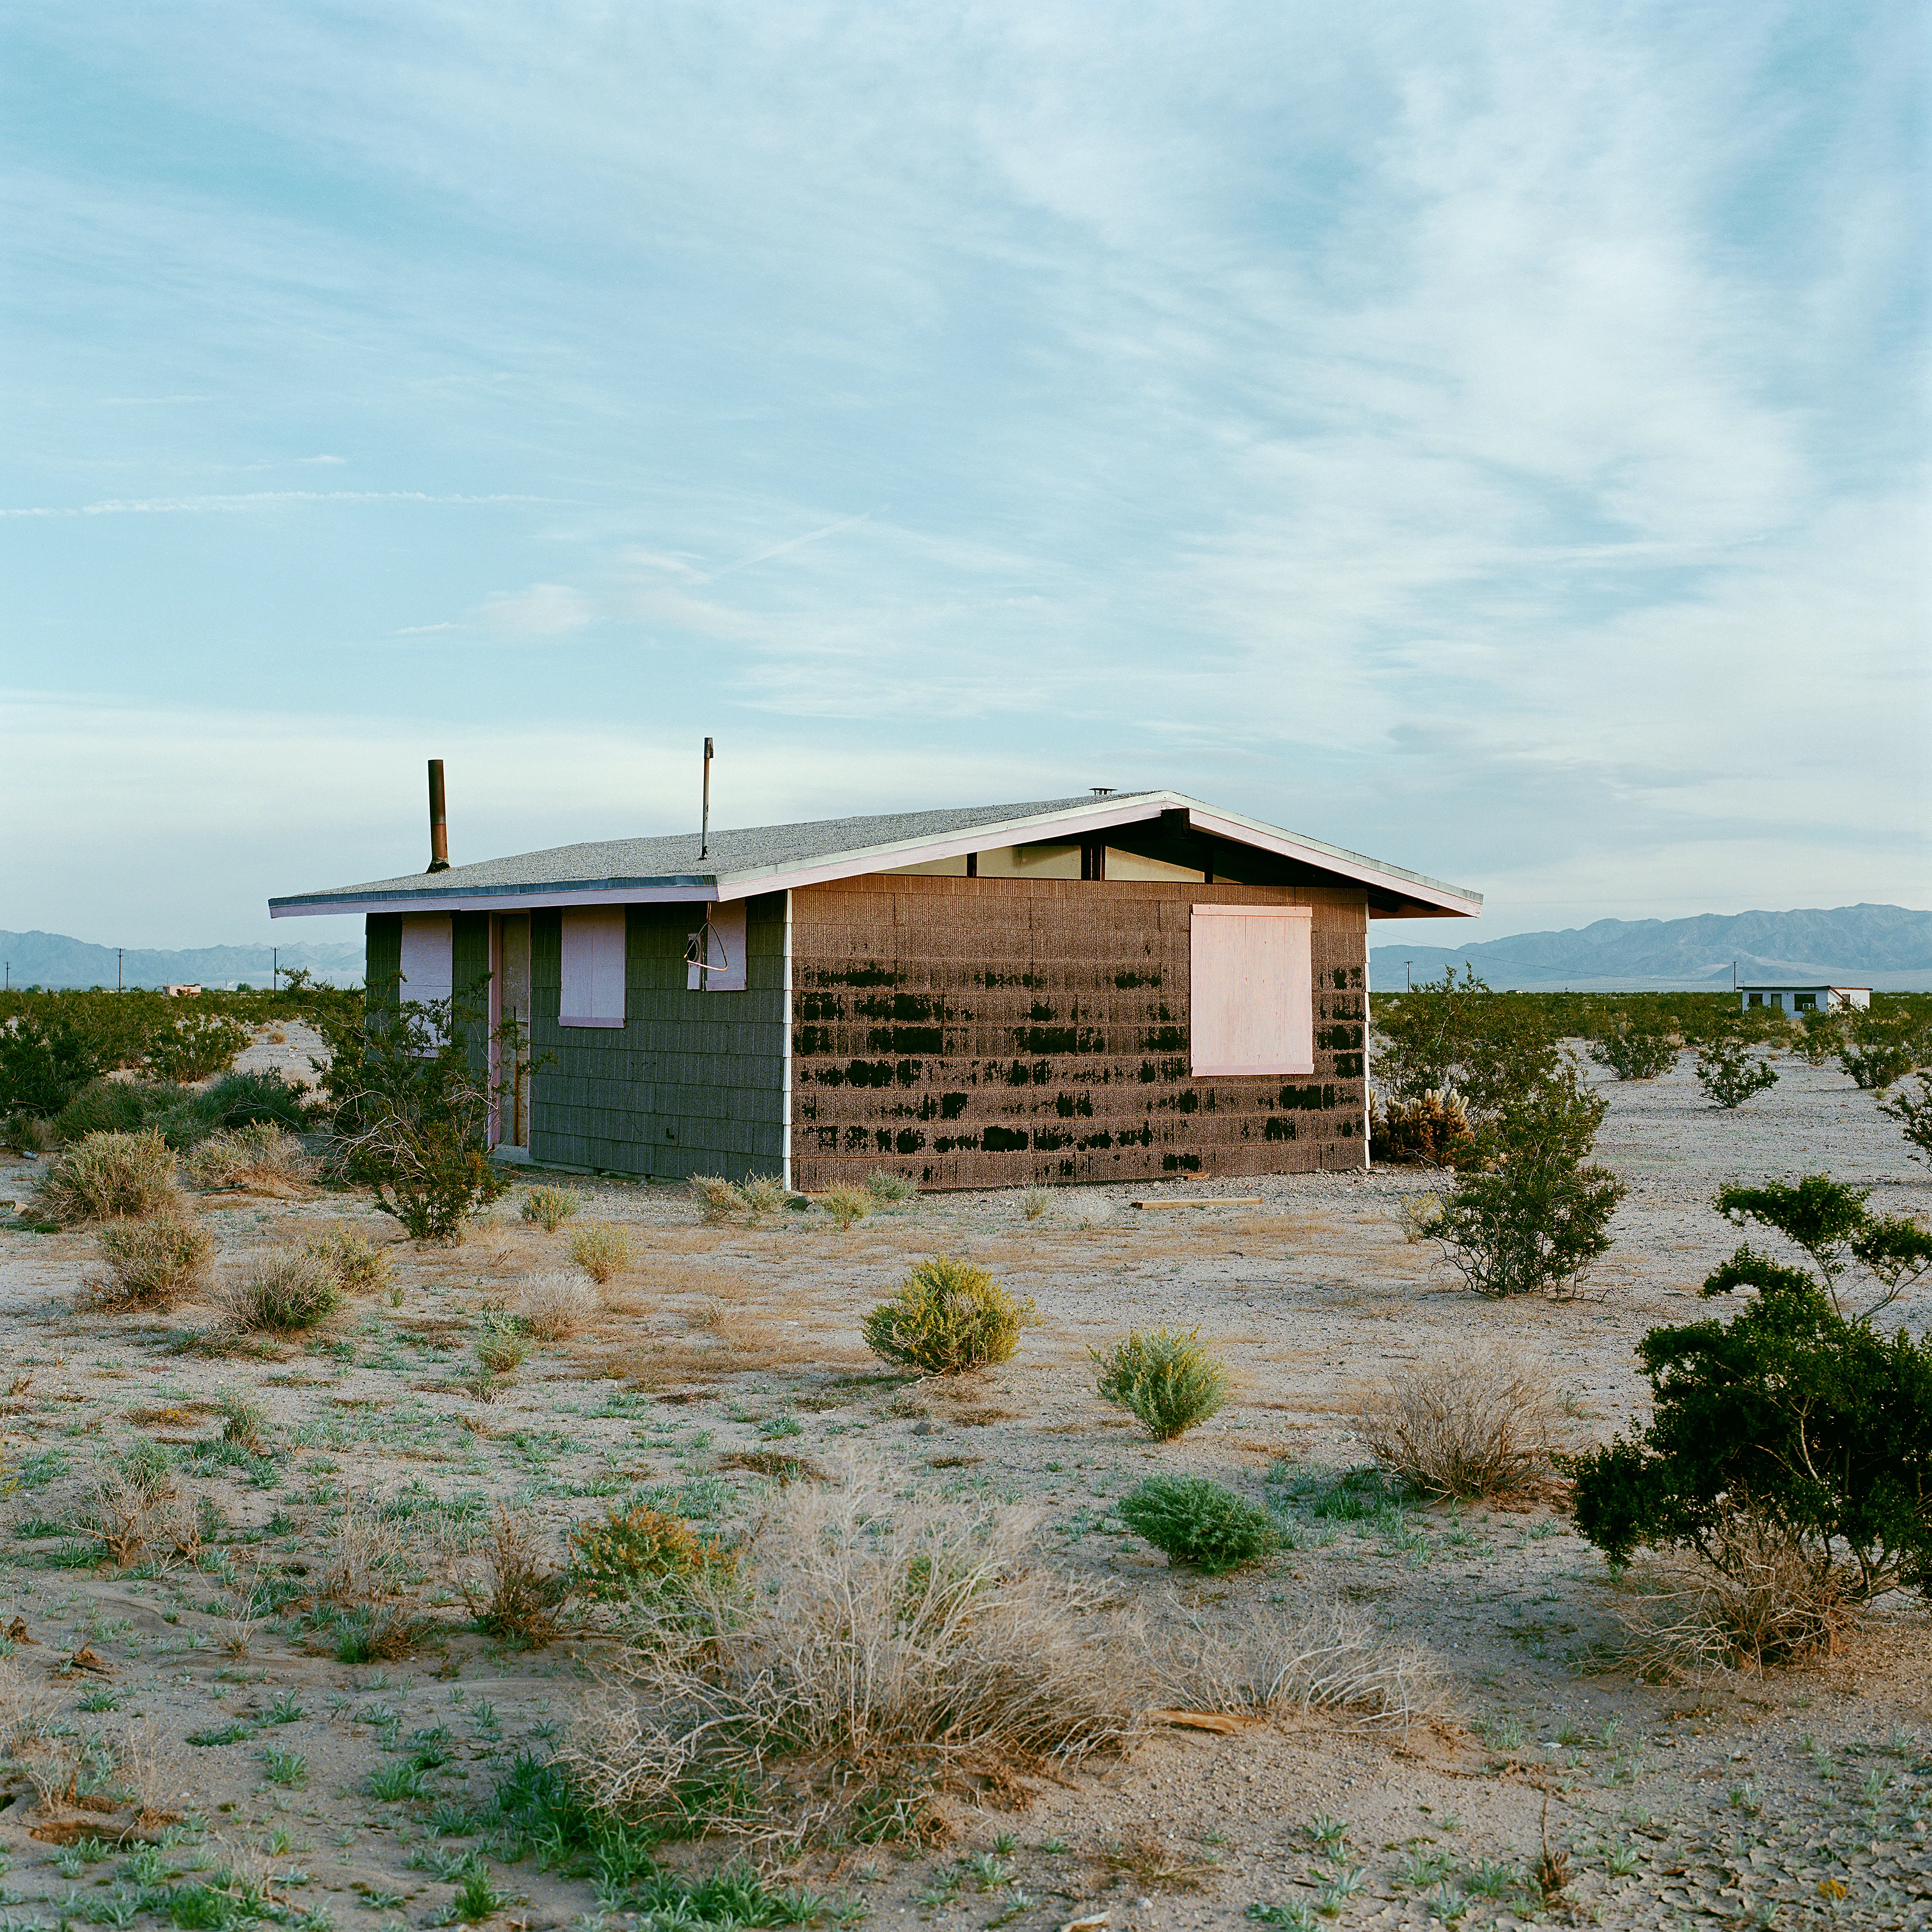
[0,3,1922,937]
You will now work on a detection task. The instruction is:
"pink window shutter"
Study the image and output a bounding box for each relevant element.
[561,908,626,1027]
[1188,905,1313,1076]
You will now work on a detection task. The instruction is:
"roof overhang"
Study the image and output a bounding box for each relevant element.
[269,790,1480,921]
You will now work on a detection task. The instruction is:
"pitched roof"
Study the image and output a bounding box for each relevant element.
[269,790,1480,920]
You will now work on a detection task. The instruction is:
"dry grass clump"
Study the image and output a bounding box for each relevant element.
[300,1222,392,1294]
[1020,1186,1052,1222]
[1616,1512,1850,1677]
[87,1213,215,1311]
[31,1130,181,1224]
[516,1268,599,1340]
[561,1477,1143,1842]
[78,1447,204,1568]
[209,1249,343,1334]
[692,1174,789,1223]
[862,1255,1032,1375]
[184,1121,314,1193]
[1160,1597,1437,1727]
[313,1497,431,1661]
[458,1506,569,1647]
[1355,1347,1559,1502]
[570,1222,634,1283]
[521,1184,583,1232]
[818,1185,871,1229]
[865,1169,917,1207]
[1092,1328,1229,1440]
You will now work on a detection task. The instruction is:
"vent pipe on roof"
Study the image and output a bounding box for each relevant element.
[426,759,450,873]
[701,737,714,860]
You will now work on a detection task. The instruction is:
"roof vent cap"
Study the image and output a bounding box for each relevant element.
[1090,786,1114,796]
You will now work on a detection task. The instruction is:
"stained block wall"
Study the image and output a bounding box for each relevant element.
[527,895,786,1179]
[789,876,1367,1191]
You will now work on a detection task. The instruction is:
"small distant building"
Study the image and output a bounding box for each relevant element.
[161,984,203,998]
[1739,984,1869,1014]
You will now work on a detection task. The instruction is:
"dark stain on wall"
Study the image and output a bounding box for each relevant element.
[789,877,1367,1190]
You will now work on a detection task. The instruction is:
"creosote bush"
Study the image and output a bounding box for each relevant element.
[521,1184,583,1232]
[862,1255,1032,1374]
[569,1222,633,1284]
[31,1130,181,1225]
[300,1222,391,1295]
[141,1011,251,1083]
[1356,1348,1557,1501]
[1092,1328,1229,1440]
[1430,1062,1625,1299]
[1117,1476,1276,1573]
[516,1269,599,1341]
[1695,1039,1778,1110]
[89,1214,216,1311]
[1882,1073,1932,1169]
[212,1250,342,1334]
[1572,1176,1932,1612]
[1589,1025,1678,1081]
[569,1503,737,1603]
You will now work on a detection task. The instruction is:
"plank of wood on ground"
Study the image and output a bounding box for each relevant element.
[1129,1196,1265,1210]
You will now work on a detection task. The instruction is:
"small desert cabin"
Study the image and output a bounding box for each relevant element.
[1738,985,1870,1014]
[270,790,1479,1190]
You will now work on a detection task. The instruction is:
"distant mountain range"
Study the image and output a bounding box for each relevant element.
[1371,904,1932,993]
[0,930,364,991]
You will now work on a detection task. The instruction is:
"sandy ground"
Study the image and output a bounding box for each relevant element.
[0,1035,1925,1931]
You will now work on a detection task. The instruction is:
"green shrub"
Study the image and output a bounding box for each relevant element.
[1116,1476,1275,1573]
[197,1070,313,1135]
[91,1214,216,1310]
[1881,1074,1932,1169]
[1696,1039,1778,1109]
[1372,967,1561,1120]
[475,1317,530,1376]
[313,980,513,1244]
[865,1169,917,1206]
[31,1130,182,1224]
[861,1255,1031,1374]
[1429,1065,1625,1298]
[214,1250,342,1333]
[0,1016,98,1115]
[1588,1025,1677,1081]
[1091,1327,1229,1439]
[1709,1175,1932,1325]
[143,1012,251,1083]
[1571,1261,1932,1606]
[53,1078,187,1143]
[568,1503,736,1602]
[569,1223,632,1283]
[521,1185,583,1232]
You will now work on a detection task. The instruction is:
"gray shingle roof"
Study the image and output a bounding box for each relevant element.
[276,794,1157,902]
[269,789,1481,916]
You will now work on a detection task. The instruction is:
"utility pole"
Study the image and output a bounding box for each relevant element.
[117,948,123,993]
[272,947,279,993]
[1405,959,1412,991]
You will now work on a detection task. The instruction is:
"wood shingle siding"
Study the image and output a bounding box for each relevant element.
[527,895,786,1179]
[789,876,1367,1191]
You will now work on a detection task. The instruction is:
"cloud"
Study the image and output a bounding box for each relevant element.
[473,582,595,641]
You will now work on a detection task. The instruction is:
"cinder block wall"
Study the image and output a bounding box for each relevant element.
[789,877,1367,1190]
[528,895,786,1179]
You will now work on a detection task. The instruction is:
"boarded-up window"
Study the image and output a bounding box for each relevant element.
[398,915,453,1006]
[1188,905,1313,1077]
[560,908,626,1028]
[687,900,747,992]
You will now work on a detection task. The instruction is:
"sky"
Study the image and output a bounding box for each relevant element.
[3,2,1927,955]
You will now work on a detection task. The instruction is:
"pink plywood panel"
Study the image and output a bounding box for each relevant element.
[1189,905,1313,1076]
[398,915,453,1005]
[561,907,626,1027]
